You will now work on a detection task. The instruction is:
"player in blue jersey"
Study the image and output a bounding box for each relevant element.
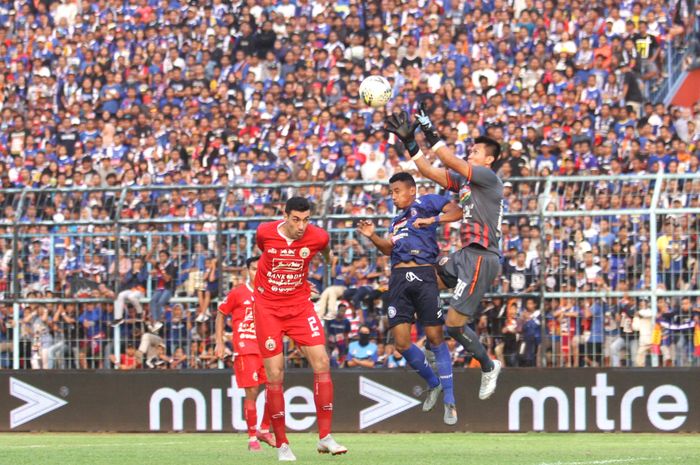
[357,172,462,424]
[386,107,504,401]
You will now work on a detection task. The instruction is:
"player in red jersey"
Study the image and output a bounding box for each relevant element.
[254,197,347,461]
[215,256,275,452]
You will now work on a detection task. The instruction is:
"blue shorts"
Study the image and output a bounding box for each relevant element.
[387,266,443,329]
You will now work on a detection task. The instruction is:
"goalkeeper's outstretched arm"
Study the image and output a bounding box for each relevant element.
[384,110,451,190]
[415,104,475,183]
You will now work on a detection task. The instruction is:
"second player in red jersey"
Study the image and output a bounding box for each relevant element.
[253,197,347,461]
[215,257,274,452]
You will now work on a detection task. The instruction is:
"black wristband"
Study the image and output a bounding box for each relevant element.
[424,130,441,148]
[404,139,419,156]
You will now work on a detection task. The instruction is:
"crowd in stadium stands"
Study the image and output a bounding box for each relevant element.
[0,0,699,370]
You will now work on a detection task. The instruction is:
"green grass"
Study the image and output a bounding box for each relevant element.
[0,433,698,465]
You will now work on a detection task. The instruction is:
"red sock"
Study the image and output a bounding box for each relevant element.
[314,372,333,439]
[260,398,271,432]
[243,399,257,438]
[266,381,288,447]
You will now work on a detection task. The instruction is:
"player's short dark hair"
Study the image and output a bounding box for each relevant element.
[285,196,311,214]
[474,136,501,161]
[389,172,416,187]
[245,256,260,268]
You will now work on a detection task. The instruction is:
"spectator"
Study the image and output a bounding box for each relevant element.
[195,255,218,323]
[165,304,191,356]
[109,343,141,370]
[325,304,351,359]
[346,325,378,368]
[635,298,655,367]
[316,256,351,320]
[148,250,176,332]
[112,257,148,328]
[384,343,407,369]
[518,298,542,367]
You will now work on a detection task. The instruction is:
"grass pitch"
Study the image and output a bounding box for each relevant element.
[0,433,698,465]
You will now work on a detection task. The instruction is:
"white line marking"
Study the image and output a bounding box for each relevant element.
[1,440,236,450]
[539,458,661,465]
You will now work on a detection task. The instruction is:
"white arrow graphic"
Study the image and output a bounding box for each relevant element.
[10,377,68,429]
[359,376,421,429]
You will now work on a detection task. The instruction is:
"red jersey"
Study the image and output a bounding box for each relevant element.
[254,220,329,308]
[218,283,260,355]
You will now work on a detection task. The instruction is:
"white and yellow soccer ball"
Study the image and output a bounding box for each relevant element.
[359,75,392,108]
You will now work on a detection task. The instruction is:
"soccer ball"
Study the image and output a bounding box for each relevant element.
[359,75,392,108]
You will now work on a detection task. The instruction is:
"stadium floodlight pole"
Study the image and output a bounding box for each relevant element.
[648,166,665,343]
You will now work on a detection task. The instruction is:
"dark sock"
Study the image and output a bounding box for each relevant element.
[402,344,439,388]
[432,342,455,404]
[446,325,494,372]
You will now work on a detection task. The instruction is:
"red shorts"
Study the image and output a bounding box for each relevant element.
[255,300,326,358]
[234,354,267,388]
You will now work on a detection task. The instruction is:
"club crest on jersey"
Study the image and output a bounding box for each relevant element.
[265,337,276,351]
[410,208,417,217]
[387,306,397,318]
[438,256,450,266]
[300,247,310,258]
[459,185,472,204]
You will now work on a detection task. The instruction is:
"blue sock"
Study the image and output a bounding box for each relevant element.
[432,343,455,405]
[402,344,439,389]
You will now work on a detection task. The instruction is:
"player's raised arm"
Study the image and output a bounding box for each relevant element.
[415,103,501,188]
[415,103,477,178]
[413,201,462,229]
[356,220,393,256]
[385,111,451,189]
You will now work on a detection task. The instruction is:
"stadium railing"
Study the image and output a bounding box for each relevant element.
[1,174,697,369]
[538,172,700,367]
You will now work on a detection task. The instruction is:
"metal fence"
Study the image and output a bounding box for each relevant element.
[0,175,698,370]
[537,172,700,368]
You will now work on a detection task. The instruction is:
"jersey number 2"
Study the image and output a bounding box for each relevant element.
[308,316,321,338]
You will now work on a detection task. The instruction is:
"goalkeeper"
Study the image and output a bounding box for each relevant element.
[385,106,504,400]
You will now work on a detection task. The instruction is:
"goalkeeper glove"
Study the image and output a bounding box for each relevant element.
[415,101,442,148]
[385,111,420,157]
